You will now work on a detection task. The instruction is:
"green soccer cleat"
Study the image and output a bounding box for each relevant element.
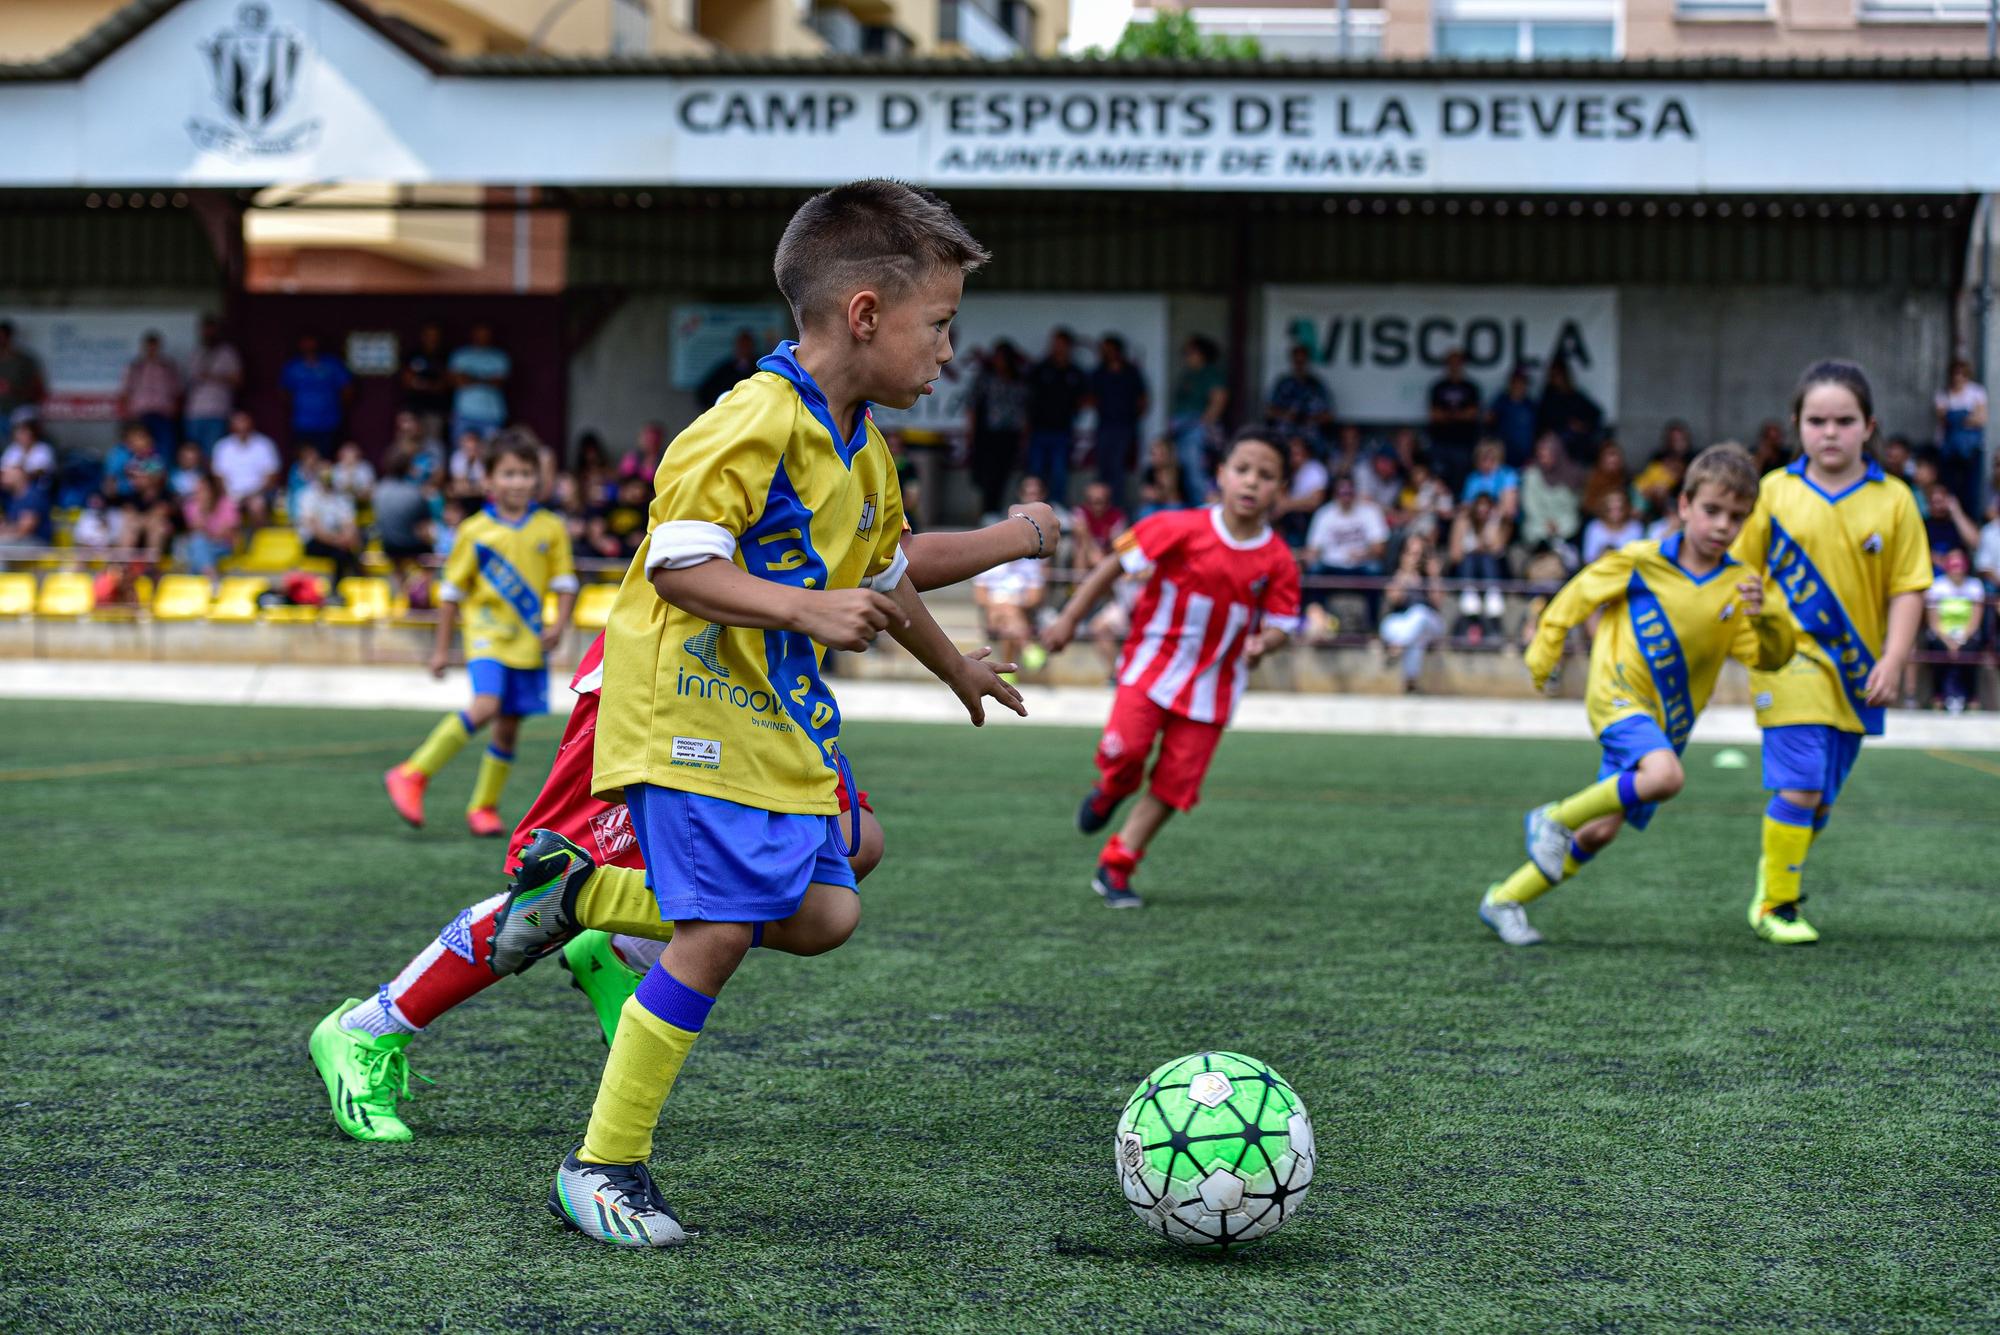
[561,930,642,1047]
[1750,897,1820,946]
[487,829,596,975]
[309,1000,424,1143]
[549,1151,693,1248]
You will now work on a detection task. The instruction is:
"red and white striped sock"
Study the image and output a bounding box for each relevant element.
[341,891,510,1039]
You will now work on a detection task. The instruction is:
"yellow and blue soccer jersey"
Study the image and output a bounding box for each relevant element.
[439,504,577,669]
[1526,534,1796,750]
[592,342,907,815]
[1730,458,1930,735]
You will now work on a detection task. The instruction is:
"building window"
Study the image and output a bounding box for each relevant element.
[1858,0,1985,20]
[1673,0,1772,18]
[941,0,1027,56]
[1434,19,1616,56]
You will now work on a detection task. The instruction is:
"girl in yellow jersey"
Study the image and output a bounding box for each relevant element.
[1730,361,1930,944]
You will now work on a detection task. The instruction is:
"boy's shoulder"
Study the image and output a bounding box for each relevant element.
[674,372,800,458]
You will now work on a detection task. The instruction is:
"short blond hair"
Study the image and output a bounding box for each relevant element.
[1682,442,1759,504]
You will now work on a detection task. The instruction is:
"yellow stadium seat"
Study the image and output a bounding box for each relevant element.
[0,572,35,617]
[573,582,618,631]
[208,576,267,623]
[36,572,94,618]
[152,575,213,622]
[228,527,305,574]
[323,577,394,626]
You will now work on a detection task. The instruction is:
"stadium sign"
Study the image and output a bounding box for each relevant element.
[5,0,1999,192]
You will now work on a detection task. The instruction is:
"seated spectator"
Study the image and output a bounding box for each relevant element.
[389,410,445,487]
[973,484,1050,676]
[286,445,325,520]
[618,422,666,486]
[1266,343,1334,451]
[177,473,240,579]
[1926,482,1979,560]
[104,423,163,502]
[585,474,651,562]
[170,441,206,500]
[573,431,614,510]
[1448,491,1513,641]
[295,461,362,584]
[1923,547,1988,712]
[1646,489,1684,544]
[1882,434,1915,483]
[1073,480,1129,569]
[1976,495,2000,587]
[1379,532,1447,693]
[1460,440,1520,516]
[1582,489,1643,566]
[1633,425,1689,520]
[371,449,434,585]
[1136,437,1186,519]
[1356,447,1404,516]
[3,419,55,481]
[1,463,52,544]
[446,429,487,502]
[1331,422,1367,479]
[1305,474,1389,631]
[1536,357,1604,466]
[1580,441,1633,523]
[1394,457,1455,548]
[1274,437,1328,544]
[1910,449,1942,519]
[331,440,376,502]
[1517,434,1581,572]
[212,411,281,528]
[72,493,124,550]
[122,471,175,565]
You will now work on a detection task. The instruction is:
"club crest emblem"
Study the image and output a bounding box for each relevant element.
[188,4,322,156]
[1862,533,1883,555]
[856,494,878,540]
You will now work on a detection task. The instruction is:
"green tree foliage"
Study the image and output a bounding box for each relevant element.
[1089,10,1263,60]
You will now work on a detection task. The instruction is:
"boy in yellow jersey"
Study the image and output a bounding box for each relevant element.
[385,430,577,837]
[1479,444,1796,946]
[532,180,1021,1247]
[1730,360,1930,945]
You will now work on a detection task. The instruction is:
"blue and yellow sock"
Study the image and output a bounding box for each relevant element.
[1552,770,1639,830]
[405,711,475,778]
[1759,796,1816,912]
[579,965,713,1165]
[468,743,513,814]
[1491,839,1597,906]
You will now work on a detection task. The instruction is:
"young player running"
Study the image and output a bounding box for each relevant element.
[1731,360,1929,944]
[1043,428,1301,908]
[384,431,577,836]
[307,509,1057,1140]
[1479,444,1797,946]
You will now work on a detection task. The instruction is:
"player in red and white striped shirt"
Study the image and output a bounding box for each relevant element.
[1044,429,1301,908]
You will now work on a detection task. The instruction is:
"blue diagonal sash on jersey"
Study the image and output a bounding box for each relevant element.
[1766,517,1881,734]
[740,460,843,778]
[474,543,543,636]
[1625,570,1696,751]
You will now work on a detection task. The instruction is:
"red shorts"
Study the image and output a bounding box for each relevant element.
[506,693,870,873]
[1094,686,1225,813]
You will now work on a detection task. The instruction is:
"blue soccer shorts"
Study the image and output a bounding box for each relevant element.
[467,658,549,717]
[1761,724,1864,806]
[1596,715,1679,831]
[625,784,856,924]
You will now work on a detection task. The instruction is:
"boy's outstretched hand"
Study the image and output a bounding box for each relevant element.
[947,646,1027,727]
[1041,612,1079,654]
[1243,626,1288,669]
[795,588,904,653]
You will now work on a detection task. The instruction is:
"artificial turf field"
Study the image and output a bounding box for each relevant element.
[2,698,1997,1333]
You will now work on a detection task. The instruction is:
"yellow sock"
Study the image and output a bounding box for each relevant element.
[1490,861,1554,905]
[1552,774,1628,830]
[1760,813,1815,912]
[467,745,513,813]
[406,712,473,778]
[576,865,675,940]
[580,994,703,1165]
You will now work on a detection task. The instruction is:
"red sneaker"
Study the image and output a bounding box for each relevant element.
[466,807,505,838]
[384,765,427,828]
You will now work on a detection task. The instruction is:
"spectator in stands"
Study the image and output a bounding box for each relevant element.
[1378,532,1447,693]
[1935,357,1988,514]
[1395,457,1455,549]
[1426,348,1482,490]
[1536,359,1606,467]
[573,432,613,510]
[212,410,281,529]
[1582,489,1643,566]
[73,493,122,551]
[1634,420,1694,520]
[1911,448,1942,519]
[1266,343,1334,452]
[287,444,325,520]
[973,478,1051,675]
[386,410,444,488]
[371,449,433,588]
[1977,494,2000,588]
[1169,335,1228,500]
[1883,433,1915,484]
[1485,365,1539,468]
[117,331,183,451]
[585,473,651,562]
[1305,473,1389,631]
[0,463,51,545]
[104,422,163,503]
[448,322,510,443]
[1089,333,1148,510]
[296,460,362,584]
[3,418,55,482]
[618,421,666,487]
[1518,434,1582,572]
[1926,482,1979,559]
[177,473,240,579]
[697,329,760,410]
[1136,436,1186,520]
[968,341,1029,520]
[1275,435,1329,546]
[1924,547,1988,712]
[281,334,353,454]
[183,316,242,452]
[1752,419,1789,475]
[122,470,175,565]
[1356,446,1404,515]
[0,322,46,424]
[446,428,488,502]
[1460,440,1521,520]
[170,442,206,499]
[1447,491,1512,641]
[1025,328,1086,504]
[1646,486,1684,543]
[1580,440,1633,522]
[400,322,453,445]
[331,440,376,502]
[1073,479,1129,569]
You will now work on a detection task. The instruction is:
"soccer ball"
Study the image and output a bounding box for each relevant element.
[1114,1051,1315,1250]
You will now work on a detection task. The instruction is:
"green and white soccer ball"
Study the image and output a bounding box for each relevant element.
[1115,1051,1315,1250]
